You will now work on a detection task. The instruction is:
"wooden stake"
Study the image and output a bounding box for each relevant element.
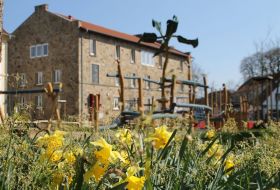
[138,78,144,116]
[94,94,99,132]
[170,75,176,110]
[117,60,125,112]
[203,76,210,125]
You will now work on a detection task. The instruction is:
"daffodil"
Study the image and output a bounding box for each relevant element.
[115,129,132,144]
[91,138,125,165]
[64,151,76,165]
[146,125,172,150]
[126,165,143,177]
[205,129,215,139]
[84,162,108,182]
[126,176,145,190]
[224,157,234,175]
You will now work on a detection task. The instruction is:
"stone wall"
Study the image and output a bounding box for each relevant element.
[8,5,80,119]
[78,31,191,121]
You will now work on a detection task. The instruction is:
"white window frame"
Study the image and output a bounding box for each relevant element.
[131,49,135,64]
[89,38,96,56]
[42,43,48,56]
[36,72,43,85]
[115,45,120,60]
[54,70,61,83]
[19,73,27,87]
[145,75,151,90]
[30,46,36,58]
[92,64,100,84]
[141,50,154,67]
[36,95,43,109]
[115,77,120,87]
[113,97,120,110]
[130,73,136,88]
[36,44,43,57]
[20,96,25,107]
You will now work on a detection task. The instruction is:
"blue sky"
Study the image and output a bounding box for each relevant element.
[4,0,280,89]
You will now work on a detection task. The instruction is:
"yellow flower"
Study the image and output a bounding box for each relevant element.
[147,125,172,150]
[91,138,125,165]
[64,151,76,165]
[84,162,108,182]
[50,150,63,162]
[208,143,224,160]
[224,158,234,175]
[115,129,132,144]
[120,151,130,166]
[126,176,145,190]
[52,172,64,188]
[37,130,65,152]
[205,129,215,139]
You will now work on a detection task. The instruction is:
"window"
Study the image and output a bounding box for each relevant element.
[30,43,48,58]
[180,83,184,92]
[89,38,96,56]
[36,72,43,85]
[43,43,48,56]
[35,95,43,109]
[180,61,184,72]
[141,51,154,66]
[113,97,120,110]
[92,64,99,84]
[36,45,43,57]
[147,98,152,111]
[145,75,151,89]
[20,96,25,107]
[54,70,61,83]
[130,73,136,88]
[115,77,120,87]
[115,45,120,60]
[30,46,36,58]
[19,73,27,87]
[131,49,135,64]
[158,55,163,69]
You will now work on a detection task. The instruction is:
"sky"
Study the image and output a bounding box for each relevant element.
[4,0,280,89]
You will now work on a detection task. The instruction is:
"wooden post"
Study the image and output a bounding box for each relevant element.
[138,78,144,116]
[203,76,210,125]
[215,90,218,115]
[94,94,99,132]
[117,60,125,112]
[219,90,222,114]
[170,75,176,110]
[0,105,4,124]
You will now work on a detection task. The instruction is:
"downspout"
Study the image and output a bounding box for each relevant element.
[80,31,84,118]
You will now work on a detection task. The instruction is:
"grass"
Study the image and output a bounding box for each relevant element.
[0,113,280,189]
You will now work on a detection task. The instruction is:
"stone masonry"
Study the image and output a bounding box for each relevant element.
[8,4,192,121]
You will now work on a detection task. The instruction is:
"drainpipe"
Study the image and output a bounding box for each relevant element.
[80,31,84,118]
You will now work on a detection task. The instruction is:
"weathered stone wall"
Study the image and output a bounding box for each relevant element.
[78,31,191,120]
[8,6,79,119]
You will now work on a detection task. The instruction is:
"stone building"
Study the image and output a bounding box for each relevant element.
[8,4,192,120]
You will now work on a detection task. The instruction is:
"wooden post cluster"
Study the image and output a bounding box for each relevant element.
[137,78,144,116]
[44,82,62,130]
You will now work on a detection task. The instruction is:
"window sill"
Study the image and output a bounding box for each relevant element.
[54,82,61,84]
[141,64,155,67]
[90,53,96,57]
[113,108,120,111]
[36,83,43,86]
[36,107,43,110]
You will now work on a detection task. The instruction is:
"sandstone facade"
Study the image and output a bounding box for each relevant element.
[8,4,192,120]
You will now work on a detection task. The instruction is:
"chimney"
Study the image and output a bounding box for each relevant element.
[35,4,48,12]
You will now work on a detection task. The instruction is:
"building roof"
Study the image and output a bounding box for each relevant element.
[51,11,189,58]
